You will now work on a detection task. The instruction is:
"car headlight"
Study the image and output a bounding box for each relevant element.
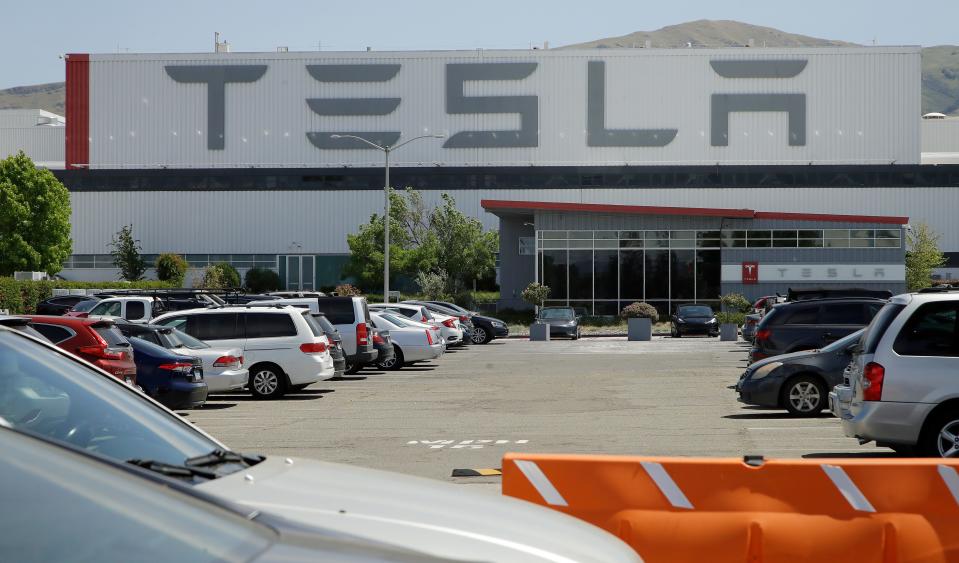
[750,362,783,380]
[491,321,505,327]
[676,318,686,324]
[707,318,717,324]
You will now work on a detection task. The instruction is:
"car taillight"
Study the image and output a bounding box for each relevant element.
[213,355,240,368]
[373,332,385,345]
[299,342,328,354]
[425,329,433,345]
[862,362,885,401]
[442,319,455,328]
[77,344,127,360]
[158,362,193,373]
[755,328,771,341]
[421,315,428,322]
[357,322,369,346]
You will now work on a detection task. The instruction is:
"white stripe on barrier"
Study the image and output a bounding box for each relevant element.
[821,464,876,512]
[514,460,569,507]
[641,461,694,509]
[938,465,959,506]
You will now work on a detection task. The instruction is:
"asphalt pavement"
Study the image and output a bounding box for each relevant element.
[182,336,892,487]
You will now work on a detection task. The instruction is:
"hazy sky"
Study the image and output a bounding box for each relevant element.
[2,0,955,89]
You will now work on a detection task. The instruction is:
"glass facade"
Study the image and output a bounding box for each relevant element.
[62,254,279,270]
[536,230,723,316]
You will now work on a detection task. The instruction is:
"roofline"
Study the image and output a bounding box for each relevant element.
[480,199,909,225]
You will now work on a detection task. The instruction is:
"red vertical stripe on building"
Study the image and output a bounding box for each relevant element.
[65,53,90,169]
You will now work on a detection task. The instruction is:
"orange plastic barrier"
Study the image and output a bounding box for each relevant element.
[502,453,959,562]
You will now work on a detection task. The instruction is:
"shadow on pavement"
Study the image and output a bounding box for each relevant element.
[227,393,326,401]
[723,411,833,420]
[195,402,237,410]
[802,451,900,459]
[326,376,367,381]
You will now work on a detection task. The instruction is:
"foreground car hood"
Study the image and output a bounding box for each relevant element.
[198,456,640,562]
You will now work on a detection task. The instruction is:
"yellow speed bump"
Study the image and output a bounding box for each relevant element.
[451,468,502,477]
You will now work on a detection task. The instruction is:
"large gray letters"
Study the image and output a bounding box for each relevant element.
[587,61,677,147]
[164,65,267,150]
[305,64,402,149]
[443,63,538,148]
[710,60,807,147]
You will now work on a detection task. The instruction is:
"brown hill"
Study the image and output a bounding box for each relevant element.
[0,82,65,115]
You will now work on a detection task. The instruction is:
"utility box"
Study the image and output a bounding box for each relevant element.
[13,271,47,281]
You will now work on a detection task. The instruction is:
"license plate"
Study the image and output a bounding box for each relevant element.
[192,368,203,382]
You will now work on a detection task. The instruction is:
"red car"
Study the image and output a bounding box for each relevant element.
[25,316,138,385]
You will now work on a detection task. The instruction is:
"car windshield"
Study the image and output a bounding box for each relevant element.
[0,329,226,473]
[678,306,713,317]
[168,329,210,350]
[539,308,574,320]
[70,299,99,313]
[821,328,866,353]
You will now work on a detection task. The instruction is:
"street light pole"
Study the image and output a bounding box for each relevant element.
[329,133,444,302]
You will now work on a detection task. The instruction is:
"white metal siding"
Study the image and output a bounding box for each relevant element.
[86,47,920,168]
[0,127,64,167]
[70,186,959,256]
[922,119,959,153]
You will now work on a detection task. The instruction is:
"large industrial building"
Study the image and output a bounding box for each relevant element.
[7,46,959,311]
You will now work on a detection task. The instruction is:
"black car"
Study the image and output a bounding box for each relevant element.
[536,307,580,339]
[670,304,718,337]
[749,297,886,363]
[424,301,508,344]
[36,295,97,316]
[371,327,397,370]
[736,329,863,416]
[310,313,347,378]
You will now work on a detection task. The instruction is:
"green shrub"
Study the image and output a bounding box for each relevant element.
[0,278,173,314]
[620,301,659,322]
[520,283,550,308]
[199,263,241,289]
[334,283,362,296]
[415,270,449,301]
[245,267,281,293]
[720,293,753,314]
[716,311,747,325]
[155,253,188,286]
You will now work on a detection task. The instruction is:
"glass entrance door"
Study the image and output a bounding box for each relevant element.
[282,255,315,291]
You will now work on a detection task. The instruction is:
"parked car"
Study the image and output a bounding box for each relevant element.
[749,297,886,362]
[402,300,474,340]
[424,301,509,344]
[222,293,280,305]
[114,321,248,393]
[127,337,207,410]
[64,297,103,318]
[670,304,718,338]
[309,312,347,379]
[741,313,761,342]
[0,325,639,562]
[0,428,447,563]
[830,289,959,457]
[369,312,444,370]
[313,296,378,374]
[737,329,863,416]
[153,306,334,398]
[370,326,396,370]
[536,306,581,339]
[370,303,464,347]
[36,295,94,316]
[25,315,137,385]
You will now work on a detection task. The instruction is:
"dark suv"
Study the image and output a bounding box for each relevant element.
[749,297,886,363]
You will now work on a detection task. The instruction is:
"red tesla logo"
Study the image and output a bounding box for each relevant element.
[742,262,759,284]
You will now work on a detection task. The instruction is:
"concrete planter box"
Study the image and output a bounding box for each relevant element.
[720,323,739,342]
[627,317,652,341]
[529,322,551,341]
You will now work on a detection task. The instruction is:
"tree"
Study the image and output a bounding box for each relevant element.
[200,262,240,289]
[245,267,281,292]
[109,224,146,281]
[521,282,550,310]
[905,222,946,290]
[155,253,188,286]
[430,193,499,293]
[415,270,449,300]
[0,151,72,276]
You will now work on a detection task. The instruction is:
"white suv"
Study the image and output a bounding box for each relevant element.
[153,306,334,399]
[830,288,959,456]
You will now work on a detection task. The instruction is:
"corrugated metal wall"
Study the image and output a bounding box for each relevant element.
[69,186,959,256]
[86,47,920,168]
[922,119,959,153]
[0,127,64,166]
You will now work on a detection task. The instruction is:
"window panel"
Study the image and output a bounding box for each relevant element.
[540,240,566,249]
[568,231,593,239]
[568,240,593,249]
[540,231,567,240]
[618,250,644,299]
[670,230,695,240]
[594,239,618,249]
[696,250,721,300]
[594,250,618,299]
[798,230,822,239]
[619,231,643,240]
[850,238,875,248]
[747,238,771,248]
[850,229,875,239]
[645,250,669,299]
[594,231,618,240]
[876,229,900,239]
[875,238,901,248]
[798,238,824,248]
[567,250,593,300]
[619,239,644,249]
[541,250,568,301]
[670,250,695,300]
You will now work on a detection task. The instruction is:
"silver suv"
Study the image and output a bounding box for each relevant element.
[830,288,959,456]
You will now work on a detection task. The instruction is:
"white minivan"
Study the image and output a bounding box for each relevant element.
[153,306,334,398]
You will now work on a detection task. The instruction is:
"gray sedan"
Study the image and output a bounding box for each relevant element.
[536,307,581,339]
[735,329,864,417]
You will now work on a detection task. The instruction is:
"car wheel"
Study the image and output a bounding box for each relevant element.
[782,375,826,417]
[920,410,959,458]
[378,347,404,370]
[250,364,287,399]
[343,361,362,375]
[572,330,580,340]
[672,327,681,338]
[471,326,490,345]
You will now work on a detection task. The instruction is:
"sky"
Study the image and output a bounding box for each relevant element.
[1,0,956,89]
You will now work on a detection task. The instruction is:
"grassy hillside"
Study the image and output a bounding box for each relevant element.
[1,21,957,116]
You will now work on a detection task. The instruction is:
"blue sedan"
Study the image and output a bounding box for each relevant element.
[129,337,208,410]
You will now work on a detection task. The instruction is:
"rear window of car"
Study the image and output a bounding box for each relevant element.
[862,302,906,354]
[301,313,325,337]
[125,301,146,320]
[311,314,336,334]
[31,324,74,344]
[317,298,357,325]
[93,326,129,347]
[243,313,297,338]
[892,302,959,357]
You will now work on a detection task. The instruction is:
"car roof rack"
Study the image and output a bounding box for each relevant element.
[918,285,959,293]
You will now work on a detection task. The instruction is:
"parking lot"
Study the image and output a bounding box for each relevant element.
[183,336,892,486]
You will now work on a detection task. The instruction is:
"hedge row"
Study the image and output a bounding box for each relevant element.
[0,278,174,314]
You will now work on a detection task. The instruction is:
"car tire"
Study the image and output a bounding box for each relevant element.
[249,364,287,399]
[781,375,826,417]
[672,327,681,338]
[471,326,490,345]
[919,409,959,458]
[378,347,404,370]
[572,330,580,340]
